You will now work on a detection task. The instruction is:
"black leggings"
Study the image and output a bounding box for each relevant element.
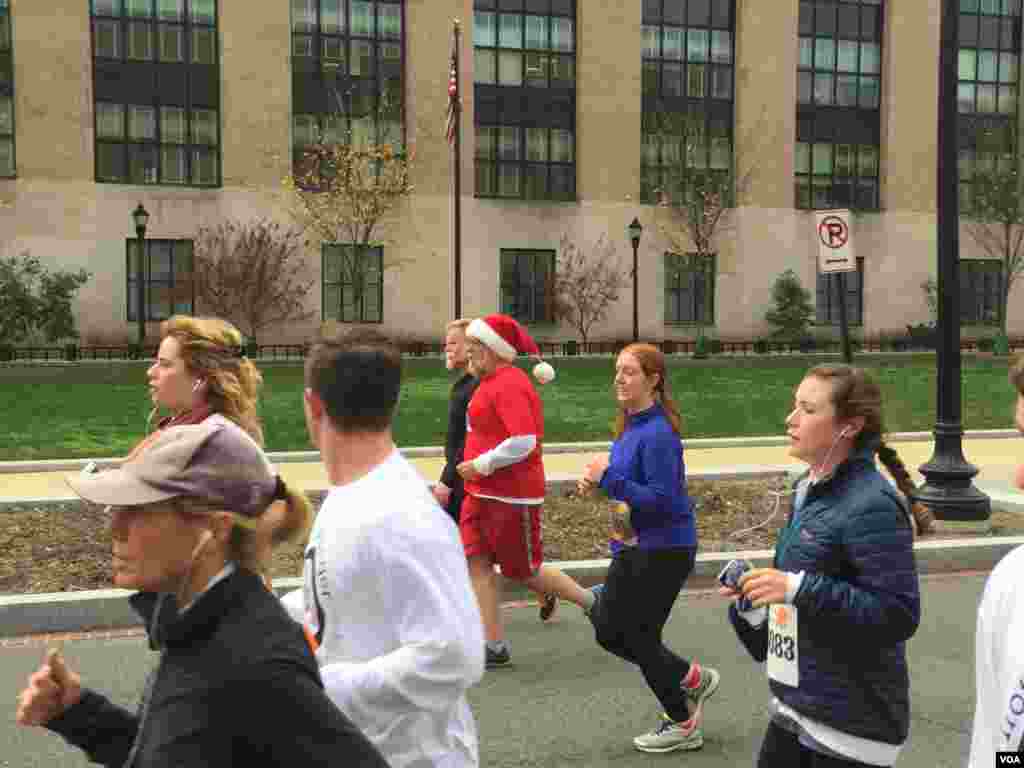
[590,545,696,722]
[757,722,877,768]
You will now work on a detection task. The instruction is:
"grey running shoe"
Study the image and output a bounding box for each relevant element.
[485,645,511,669]
[633,713,703,753]
[684,664,721,716]
[539,593,558,622]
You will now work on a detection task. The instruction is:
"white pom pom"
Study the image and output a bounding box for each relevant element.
[532,361,555,384]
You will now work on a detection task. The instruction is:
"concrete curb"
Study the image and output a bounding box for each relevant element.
[1,430,1018,475]
[4,537,1023,638]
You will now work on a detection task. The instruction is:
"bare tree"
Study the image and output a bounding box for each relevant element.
[551,234,628,349]
[192,218,316,343]
[962,128,1024,333]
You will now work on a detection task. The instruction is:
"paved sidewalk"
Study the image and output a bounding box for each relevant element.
[1,433,1022,502]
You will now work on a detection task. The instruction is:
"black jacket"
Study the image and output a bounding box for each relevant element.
[729,443,920,745]
[440,372,479,514]
[46,568,389,768]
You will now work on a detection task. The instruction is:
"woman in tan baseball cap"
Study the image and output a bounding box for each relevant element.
[15,417,388,768]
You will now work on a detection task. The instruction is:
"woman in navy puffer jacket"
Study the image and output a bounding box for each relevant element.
[723,364,921,768]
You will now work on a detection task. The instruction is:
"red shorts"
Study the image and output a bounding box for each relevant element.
[460,495,543,581]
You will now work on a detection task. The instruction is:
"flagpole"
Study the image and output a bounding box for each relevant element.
[452,19,463,320]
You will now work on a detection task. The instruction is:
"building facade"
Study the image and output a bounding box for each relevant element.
[0,0,1021,345]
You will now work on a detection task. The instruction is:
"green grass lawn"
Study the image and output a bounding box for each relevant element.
[0,355,1018,461]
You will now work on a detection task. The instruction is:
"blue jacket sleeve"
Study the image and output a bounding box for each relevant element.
[728,603,768,663]
[793,495,920,645]
[599,431,682,530]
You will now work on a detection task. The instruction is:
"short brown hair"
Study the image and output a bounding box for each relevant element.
[305,326,402,432]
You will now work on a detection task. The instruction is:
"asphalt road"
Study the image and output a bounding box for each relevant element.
[0,572,986,768]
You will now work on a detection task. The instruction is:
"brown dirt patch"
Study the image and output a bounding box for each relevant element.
[2,477,1022,595]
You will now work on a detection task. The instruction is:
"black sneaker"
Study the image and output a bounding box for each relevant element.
[485,645,511,669]
[539,593,558,622]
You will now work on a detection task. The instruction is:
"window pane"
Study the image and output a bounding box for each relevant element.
[128,104,156,139]
[191,108,217,144]
[642,25,660,58]
[1000,52,1018,82]
[663,26,683,60]
[126,0,152,17]
[978,50,998,81]
[475,10,496,46]
[351,0,372,35]
[836,73,858,105]
[524,52,548,86]
[859,42,879,74]
[498,50,522,84]
[814,73,834,104]
[322,0,343,34]
[0,96,11,135]
[96,102,124,139]
[499,13,522,48]
[859,76,879,108]
[525,14,547,48]
[835,39,856,72]
[859,144,878,176]
[959,48,977,79]
[158,24,183,61]
[292,0,315,32]
[708,65,730,99]
[97,142,126,181]
[837,4,859,38]
[350,40,374,76]
[815,2,836,34]
[524,164,546,199]
[293,34,313,57]
[191,148,217,184]
[498,125,519,159]
[999,83,1017,113]
[476,160,496,195]
[688,62,706,97]
[813,142,833,174]
[959,82,976,112]
[688,0,710,25]
[188,0,214,24]
[475,49,496,83]
[711,30,731,63]
[834,143,853,175]
[798,70,813,103]
[161,147,186,183]
[0,137,12,176]
[95,19,121,58]
[795,141,810,174]
[127,21,154,59]
[687,29,708,62]
[525,127,547,161]
[551,128,573,162]
[815,38,835,70]
[551,53,574,86]
[476,125,495,159]
[379,3,400,38]
[128,144,158,183]
[498,163,521,196]
[799,37,814,68]
[550,17,573,51]
[322,36,345,68]
[94,0,123,15]
[977,83,997,111]
[158,0,183,21]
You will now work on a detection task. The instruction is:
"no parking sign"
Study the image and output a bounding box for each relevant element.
[816,209,856,274]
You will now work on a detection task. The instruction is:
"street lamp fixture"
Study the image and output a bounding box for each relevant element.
[132,202,150,347]
[628,217,643,342]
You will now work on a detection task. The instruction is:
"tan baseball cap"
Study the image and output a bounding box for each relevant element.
[65,418,278,518]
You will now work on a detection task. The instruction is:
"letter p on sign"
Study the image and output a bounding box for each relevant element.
[816,209,856,274]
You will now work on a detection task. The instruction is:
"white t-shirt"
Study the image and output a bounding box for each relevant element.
[969,544,1024,766]
[292,450,485,768]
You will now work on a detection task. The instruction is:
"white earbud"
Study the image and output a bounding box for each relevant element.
[839,426,852,438]
[192,379,202,393]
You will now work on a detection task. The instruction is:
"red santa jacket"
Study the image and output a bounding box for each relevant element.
[463,364,545,502]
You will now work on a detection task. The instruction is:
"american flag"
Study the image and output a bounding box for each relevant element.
[445,39,459,145]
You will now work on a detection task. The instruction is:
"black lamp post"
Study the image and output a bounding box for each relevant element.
[132,202,150,347]
[912,0,990,521]
[628,217,643,342]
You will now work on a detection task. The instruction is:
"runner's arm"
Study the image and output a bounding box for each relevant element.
[471,434,536,476]
[45,689,138,767]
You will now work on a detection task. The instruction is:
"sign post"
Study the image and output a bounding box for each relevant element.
[816,210,855,364]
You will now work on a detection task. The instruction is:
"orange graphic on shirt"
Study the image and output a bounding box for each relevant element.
[773,606,790,627]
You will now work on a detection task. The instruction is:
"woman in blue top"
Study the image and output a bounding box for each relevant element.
[578,343,720,754]
[723,365,922,768]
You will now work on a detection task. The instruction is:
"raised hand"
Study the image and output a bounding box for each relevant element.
[15,649,82,727]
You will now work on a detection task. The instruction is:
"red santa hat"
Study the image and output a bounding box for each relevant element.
[466,314,556,384]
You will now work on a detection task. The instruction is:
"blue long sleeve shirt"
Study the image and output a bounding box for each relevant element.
[598,404,696,551]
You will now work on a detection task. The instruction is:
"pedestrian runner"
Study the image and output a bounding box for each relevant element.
[722,364,921,768]
[15,418,388,768]
[576,342,720,754]
[457,314,593,668]
[968,355,1024,766]
[438,318,558,621]
[129,315,265,459]
[291,326,485,768]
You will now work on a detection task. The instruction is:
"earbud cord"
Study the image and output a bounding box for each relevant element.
[175,531,213,612]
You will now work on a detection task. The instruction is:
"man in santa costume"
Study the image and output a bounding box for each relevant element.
[456,314,596,668]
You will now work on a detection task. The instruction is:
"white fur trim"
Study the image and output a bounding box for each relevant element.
[467,318,517,360]
[533,361,555,384]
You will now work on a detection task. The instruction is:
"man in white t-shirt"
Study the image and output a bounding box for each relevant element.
[968,359,1024,766]
[286,327,485,768]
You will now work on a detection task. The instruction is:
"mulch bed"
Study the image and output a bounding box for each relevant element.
[2,477,1023,595]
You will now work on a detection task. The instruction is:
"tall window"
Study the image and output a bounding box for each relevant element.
[0,0,14,177]
[473,0,576,201]
[960,259,1003,325]
[957,0,1020,207]
[665,252,715,324]
[641,0,734,204]
[796,0,882,210]
[91,0,220,186]
[322,244,383,323]
[291,0,403,167]
[815,258,863,324]
[126,239,194,321]
[500,249,555,323]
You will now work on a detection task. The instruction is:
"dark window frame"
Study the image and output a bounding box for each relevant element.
[664,251,716,326]
[960,258,1004,326]
[321,243,384,324]
[90,0,222,187]
[291,0,406,170]
[0,0,14,178]
[499,248,556,324]
[473,0,577,201]
[640,0,735,205]
[815,256,864,326]
[125,238,195,321]
[957,1,1021,207]
[796,0,883,211]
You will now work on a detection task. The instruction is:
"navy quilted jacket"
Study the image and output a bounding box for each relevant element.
[729,442,921,744]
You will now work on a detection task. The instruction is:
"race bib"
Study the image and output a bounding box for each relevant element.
[767,604,799,687]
